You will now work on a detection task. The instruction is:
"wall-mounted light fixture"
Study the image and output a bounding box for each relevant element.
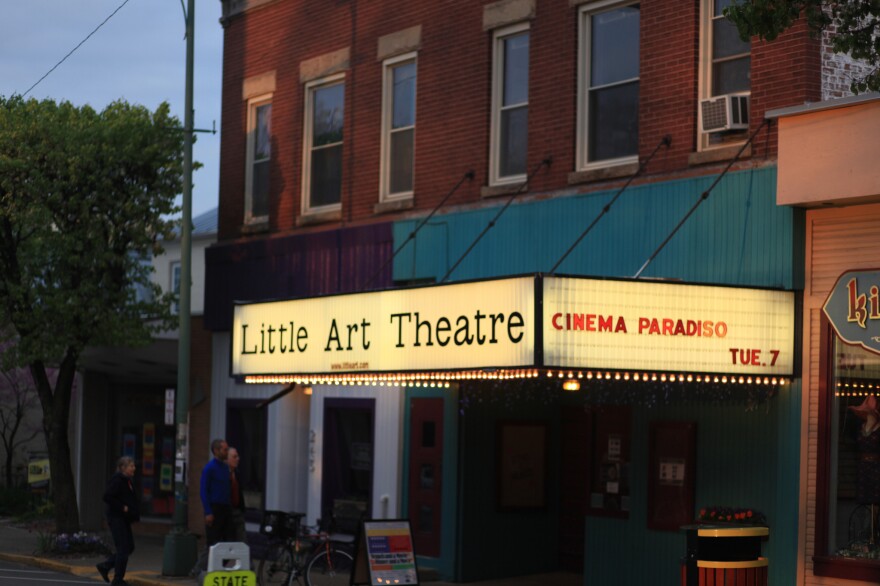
[562,380,581,392]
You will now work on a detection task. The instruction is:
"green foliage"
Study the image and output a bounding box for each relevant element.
[724,0,880,93]
[0,485,30,516]
[0,95,183,369]
[14,499,54,523]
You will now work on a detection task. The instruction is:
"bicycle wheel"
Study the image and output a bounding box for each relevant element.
[305,545,353,586]
[258,542,294,586]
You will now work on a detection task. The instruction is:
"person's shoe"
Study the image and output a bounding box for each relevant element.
[95,564,110,583]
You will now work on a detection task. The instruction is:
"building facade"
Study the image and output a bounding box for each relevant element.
[77,208,217,532]
[771,94,880,585]
[205,0,859,583]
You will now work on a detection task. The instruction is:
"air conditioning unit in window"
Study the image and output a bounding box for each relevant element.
[700,93,749,132]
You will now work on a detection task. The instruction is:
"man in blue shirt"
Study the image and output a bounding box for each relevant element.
[200,438,232,548]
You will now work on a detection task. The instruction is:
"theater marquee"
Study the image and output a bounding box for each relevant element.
[232,276,536,376]
[543,276,795,376]
[232,275,795,378]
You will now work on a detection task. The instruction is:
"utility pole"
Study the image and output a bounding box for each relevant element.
[162,0,198,575]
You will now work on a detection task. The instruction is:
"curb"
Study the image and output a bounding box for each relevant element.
[0,552,195,586]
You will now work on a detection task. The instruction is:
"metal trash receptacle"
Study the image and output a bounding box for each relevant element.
[681,525,769,586]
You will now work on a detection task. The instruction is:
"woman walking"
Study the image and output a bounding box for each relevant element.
[96,456,140,586]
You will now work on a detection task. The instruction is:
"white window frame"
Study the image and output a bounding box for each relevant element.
[244,94,272,224]
[380,53,417,203]
[576,0,640,171]
[170,261,181,315]
[489,22,530,187]
[302,73,346,216]
[697,0,750,150]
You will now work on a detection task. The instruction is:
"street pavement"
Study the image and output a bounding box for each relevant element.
[0,518,581,586]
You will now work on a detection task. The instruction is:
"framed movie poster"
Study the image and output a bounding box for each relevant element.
[496,421,547,510]
[647,421,696,531]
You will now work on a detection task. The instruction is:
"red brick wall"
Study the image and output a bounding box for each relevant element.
[217,0,822,242]
[750,19,822,159]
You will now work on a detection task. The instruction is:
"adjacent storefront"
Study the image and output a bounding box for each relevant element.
[771,94,880,584]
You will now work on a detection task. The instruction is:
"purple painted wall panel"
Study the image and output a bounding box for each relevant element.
[204,223,394,331]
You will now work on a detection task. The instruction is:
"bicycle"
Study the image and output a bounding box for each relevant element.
[257,510,354,586]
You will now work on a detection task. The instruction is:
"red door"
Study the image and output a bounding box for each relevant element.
[408,397,444,557]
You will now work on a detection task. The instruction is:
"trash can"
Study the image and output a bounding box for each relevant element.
[681,525,769,586]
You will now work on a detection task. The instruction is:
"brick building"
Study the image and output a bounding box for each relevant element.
[201,0,861,583]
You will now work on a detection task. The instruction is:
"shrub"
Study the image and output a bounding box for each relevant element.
[0,486,31,516]
[38,531,111,556]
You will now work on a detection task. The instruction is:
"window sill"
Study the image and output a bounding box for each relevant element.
[813,555,880,582]
[568,162,640,186]
[374,197,414,215]
[688,143,751,166]
[481,182,526,198]
[297,208,341,226]
[241,220,270,235]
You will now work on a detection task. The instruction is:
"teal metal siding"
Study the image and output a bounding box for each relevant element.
[450,381,801,585]
[393,167,801,289]
[583,387,800,585]
[394,168,803,584]
[456,388,562,581]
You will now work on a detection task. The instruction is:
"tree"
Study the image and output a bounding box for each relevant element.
[0,343,43,488]
[725,0,880,93]
[0,95,183,532]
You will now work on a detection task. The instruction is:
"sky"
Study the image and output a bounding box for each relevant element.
[1,0,224,218]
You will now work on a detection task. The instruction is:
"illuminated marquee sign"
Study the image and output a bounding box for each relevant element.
[543,277,794,375]
[823,269,880,356]
[231,276,536,376]
[231,276,795,377]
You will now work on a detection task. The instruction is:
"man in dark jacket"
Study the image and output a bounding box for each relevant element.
[200,438,232,547]
[96,456,140,585]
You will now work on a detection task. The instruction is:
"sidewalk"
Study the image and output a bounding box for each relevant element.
[0,518,581,586]
[0,519,198,586]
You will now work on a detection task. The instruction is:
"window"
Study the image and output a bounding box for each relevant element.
[700,0,750,146]
[303,75,345,213]
[245,97,271,223]
[490,24,529,185]
[381,54,416,201]
[708,0,750,96]
[578,2,640,168]
[816,319,880,581]
[170,261,181,315]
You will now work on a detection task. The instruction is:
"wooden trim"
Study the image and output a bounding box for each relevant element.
[813,555,880,582]
[814,313,832,558]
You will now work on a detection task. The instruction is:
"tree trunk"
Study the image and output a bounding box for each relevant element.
[31,352,80,534]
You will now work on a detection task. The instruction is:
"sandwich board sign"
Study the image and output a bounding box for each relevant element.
[351,519,419,585]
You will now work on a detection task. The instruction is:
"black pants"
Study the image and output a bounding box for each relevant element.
[194,504,233,574]
[205,503,233,547]
[100,516,134,584]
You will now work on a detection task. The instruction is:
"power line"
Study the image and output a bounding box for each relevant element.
[22,0,135,98]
